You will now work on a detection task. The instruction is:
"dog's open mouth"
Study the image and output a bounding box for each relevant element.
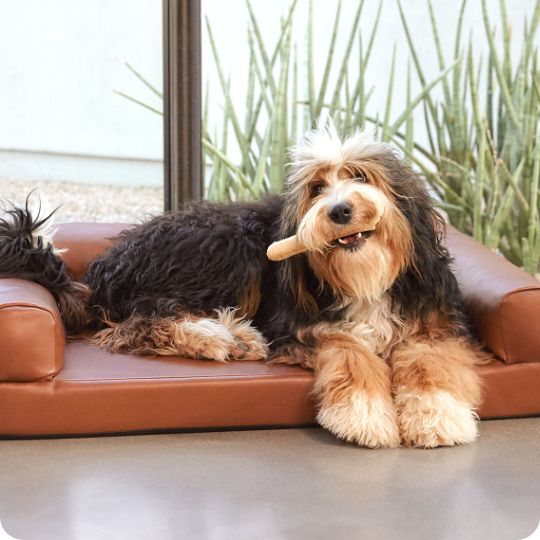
[335,230,373,250]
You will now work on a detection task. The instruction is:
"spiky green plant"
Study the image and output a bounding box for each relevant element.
[396,0,540,274]
[202,0,457,202]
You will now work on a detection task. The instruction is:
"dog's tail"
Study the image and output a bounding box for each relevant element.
[0,197,92,333]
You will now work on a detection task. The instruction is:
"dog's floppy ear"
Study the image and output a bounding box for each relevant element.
[379,153,463,319]
[277,191,319,319]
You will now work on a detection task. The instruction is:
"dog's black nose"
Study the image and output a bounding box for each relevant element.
[328,203,352,224]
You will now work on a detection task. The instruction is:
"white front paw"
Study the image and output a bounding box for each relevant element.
[317,392,400,449]
[396,390,479,448]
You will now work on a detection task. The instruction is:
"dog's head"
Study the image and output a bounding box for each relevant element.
[280,123,445,314]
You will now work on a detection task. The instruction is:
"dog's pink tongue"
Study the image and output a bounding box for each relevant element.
[338,233,359,245]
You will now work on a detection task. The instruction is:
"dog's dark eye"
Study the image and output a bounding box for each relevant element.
[311,183,325,196]
[355,172,367,183]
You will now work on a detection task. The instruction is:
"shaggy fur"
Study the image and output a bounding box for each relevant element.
[0,199,91,332]
[0,125,484,448]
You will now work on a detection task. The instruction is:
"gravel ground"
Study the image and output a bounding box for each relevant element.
[0,178,163,223]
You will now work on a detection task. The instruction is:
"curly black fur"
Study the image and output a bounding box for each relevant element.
[378,152,469,333]
[85,196,314,343]
[87,198,279,316]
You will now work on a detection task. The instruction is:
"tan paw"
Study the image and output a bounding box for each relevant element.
[317,392,400,449]
[229,338,268,361]
[396,390,479,448]
[228,325,268,361]
[176,319,236,362]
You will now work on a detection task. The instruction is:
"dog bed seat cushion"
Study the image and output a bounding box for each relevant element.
[0,340,315,436]
[1,340,539,437]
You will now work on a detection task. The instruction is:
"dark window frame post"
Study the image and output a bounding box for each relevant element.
[163,0,202,211]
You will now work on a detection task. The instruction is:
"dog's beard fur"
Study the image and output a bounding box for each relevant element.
[282,125,413,306]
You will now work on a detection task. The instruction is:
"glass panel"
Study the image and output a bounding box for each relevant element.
[0,1,164,222]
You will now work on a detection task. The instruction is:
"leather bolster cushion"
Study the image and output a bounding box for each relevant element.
[445,227,540,364]
[55,222,128,281]
[0,279,65,381]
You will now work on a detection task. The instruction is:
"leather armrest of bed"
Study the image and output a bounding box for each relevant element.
[0,278,65,381]
[445,226,540,364]
[55,222,129,280]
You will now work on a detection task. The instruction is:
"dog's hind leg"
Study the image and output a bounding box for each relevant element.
[91,311,267,362]
[91,314,234,361]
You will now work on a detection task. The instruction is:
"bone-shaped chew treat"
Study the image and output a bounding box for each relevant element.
[267,216,381,261]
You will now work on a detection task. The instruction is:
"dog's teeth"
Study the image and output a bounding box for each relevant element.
[338,231,366,245]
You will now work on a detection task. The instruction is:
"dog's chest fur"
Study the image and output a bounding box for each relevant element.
[343,294,403,358]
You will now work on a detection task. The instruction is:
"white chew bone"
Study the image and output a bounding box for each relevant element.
[267,216,381,262]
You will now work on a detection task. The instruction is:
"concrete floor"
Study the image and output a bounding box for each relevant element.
[0,419,539,540]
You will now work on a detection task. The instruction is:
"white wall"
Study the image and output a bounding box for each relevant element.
[0,0,163,185]
[0,0,536,186]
